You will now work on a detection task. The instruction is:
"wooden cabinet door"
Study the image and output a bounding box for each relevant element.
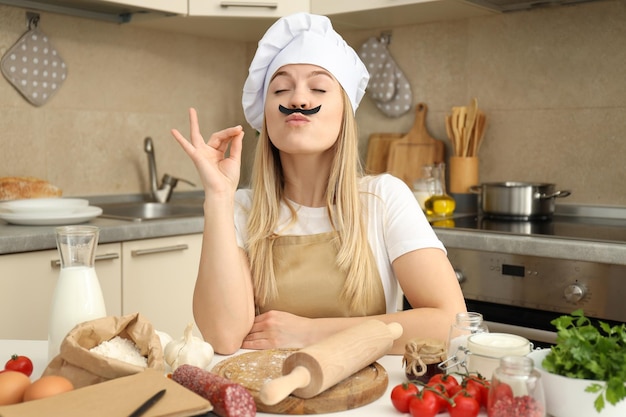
[96,0,187,14]
[189,0,309,17]
[121,234,202,337]
[0,243,122,340]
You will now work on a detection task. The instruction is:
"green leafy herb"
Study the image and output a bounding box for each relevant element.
[542,309,626,412]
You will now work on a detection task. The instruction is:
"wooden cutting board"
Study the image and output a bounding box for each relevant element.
[212,349,388,414]
[364,132,404,174]
[0,369,212,417]
[386,103,445,187]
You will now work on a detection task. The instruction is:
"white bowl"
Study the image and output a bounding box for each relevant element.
[528,349,626,417]
[0,198,89,215]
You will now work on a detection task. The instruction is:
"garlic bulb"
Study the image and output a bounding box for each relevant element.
[164,323,214,371]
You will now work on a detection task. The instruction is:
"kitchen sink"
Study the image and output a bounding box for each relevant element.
[98,201,204,222]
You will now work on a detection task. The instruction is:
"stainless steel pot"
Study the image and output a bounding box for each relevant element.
[470,182,571,220]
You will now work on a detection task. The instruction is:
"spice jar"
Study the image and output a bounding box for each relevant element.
[488,356,546,417]
[447,312,489,358]
[402,338,446,383]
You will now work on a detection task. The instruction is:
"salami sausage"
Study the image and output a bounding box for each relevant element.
[172,364,256,417]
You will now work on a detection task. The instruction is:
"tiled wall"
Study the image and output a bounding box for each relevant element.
[1,1,624,206]
[0,5,250,197]
[347,0,626,207]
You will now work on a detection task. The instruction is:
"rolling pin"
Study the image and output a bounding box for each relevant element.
[259,319,403,405]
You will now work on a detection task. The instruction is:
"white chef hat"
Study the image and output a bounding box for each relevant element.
[242,13,370,131]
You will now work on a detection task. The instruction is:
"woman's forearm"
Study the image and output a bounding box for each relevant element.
[193,195,255,354]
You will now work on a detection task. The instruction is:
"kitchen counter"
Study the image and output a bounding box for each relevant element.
[436,228,626,266]
[0,215,205,254]
[0,193,206,254]
[1,194,624,265]
[1,207,625,266]
[0,339,488,417]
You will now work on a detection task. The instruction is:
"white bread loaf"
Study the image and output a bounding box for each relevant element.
[0,177,62,201]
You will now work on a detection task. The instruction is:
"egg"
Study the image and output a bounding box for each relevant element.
[0,370,31,405]
[23,375,74,401]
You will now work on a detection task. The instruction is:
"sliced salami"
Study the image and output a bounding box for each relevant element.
[172,364,256,417]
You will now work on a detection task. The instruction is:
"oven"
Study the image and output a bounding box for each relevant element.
[439,205,626,348]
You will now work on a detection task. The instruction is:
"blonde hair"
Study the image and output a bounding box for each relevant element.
[246,92,378,314]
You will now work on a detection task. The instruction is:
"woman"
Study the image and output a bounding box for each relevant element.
[171,13,466,355]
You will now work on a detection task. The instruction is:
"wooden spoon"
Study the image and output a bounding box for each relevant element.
[450,107,461,156]
[455,106,467,156]
[463,98,478,156]
[473,111,487,156]
[445,114,455,156]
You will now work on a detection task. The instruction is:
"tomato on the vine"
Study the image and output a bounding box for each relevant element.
[428,373,459,394]
[447,390,480,417]
[424,381,448,412]
[409,389,439,417]
[390,382,419,413]
[4,354,33,377]
[463,374,490,408]
[426,373,458,412]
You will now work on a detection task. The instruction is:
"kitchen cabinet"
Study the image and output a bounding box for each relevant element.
[0,243,122,340]
[0,233,202,340]
[10,0,496,40]
[313,0,495,30]
[188,0,309,18]
[96,0,187,14]
[121,234,202,337]
[131,0,496,40]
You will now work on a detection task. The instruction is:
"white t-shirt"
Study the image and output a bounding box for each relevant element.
[234,173,446,313]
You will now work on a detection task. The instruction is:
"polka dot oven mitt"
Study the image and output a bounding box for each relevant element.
[359,37,412,118]
[1,26,67,107]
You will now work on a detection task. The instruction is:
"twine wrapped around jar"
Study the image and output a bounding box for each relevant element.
[402,338,447,383]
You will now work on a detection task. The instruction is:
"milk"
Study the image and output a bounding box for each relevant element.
[47,266,106,361]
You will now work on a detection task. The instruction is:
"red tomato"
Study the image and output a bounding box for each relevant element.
[409,390,439,417]
[390,382,419,413]
[428,373,459,394]
[4,354,33,377]
[424,382,448,412]
[447,391,480,417]
[461,383,481,404]
[426,374,458,412]
[463,375,490,408]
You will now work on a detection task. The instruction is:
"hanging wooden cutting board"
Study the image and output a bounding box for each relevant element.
[386,103,445,187]
[364,132,404,174]
[212,349,388,414]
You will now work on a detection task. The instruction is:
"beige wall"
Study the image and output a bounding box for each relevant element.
[0,5,251,197]
[1,1,624,206]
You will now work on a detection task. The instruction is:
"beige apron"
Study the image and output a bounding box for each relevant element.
[258,231,386,317]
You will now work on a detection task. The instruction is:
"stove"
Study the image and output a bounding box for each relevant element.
[434,204,626,347]
[447,210,626,245]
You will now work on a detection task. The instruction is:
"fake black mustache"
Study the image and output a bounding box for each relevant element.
[278,104,322,116]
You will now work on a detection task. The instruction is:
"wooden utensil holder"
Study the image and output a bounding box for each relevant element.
[449,157,479,194]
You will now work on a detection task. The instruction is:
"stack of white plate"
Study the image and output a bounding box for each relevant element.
[0,198,102,226]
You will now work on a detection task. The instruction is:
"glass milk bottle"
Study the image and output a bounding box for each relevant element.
[48,226,107,361]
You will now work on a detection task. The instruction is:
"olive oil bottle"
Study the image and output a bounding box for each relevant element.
[424,163,456,217]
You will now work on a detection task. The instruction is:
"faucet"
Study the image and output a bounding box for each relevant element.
[144,137,194,203]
